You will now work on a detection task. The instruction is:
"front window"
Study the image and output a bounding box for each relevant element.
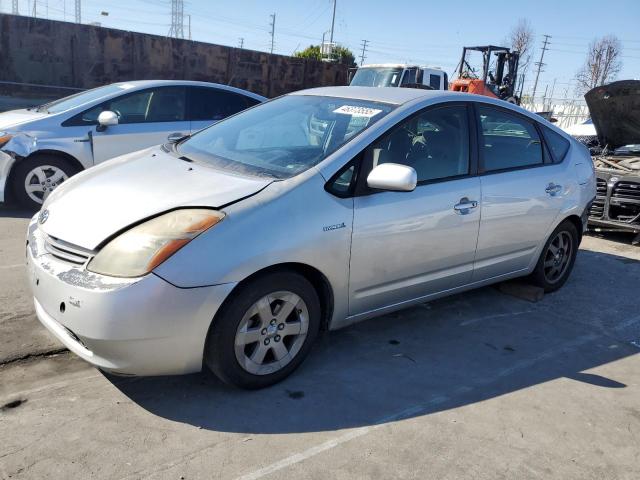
[366,105,470,183]
[177,95,395,179]
[35,83,140,114]
[350,67,404,87]
[64,87,187,126]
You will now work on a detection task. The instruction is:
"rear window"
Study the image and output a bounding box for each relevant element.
[542,126,570,163]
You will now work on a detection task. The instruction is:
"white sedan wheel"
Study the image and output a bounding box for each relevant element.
[23,165,68,204]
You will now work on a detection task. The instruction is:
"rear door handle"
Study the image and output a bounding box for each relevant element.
[545,183,562,195]
[454,197,478,214]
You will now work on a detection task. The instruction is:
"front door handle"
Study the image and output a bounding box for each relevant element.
[545,183,562,196]
[454,197,478,215]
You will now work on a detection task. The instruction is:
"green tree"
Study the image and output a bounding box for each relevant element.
[294,45,322,60]
[294,44,356,67]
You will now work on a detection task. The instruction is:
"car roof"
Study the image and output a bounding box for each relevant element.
[358,63,444,71]
[290,86,447,105]
[110,80,266,100]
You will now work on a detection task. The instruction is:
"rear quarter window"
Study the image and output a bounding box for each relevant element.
[542,126,571,163]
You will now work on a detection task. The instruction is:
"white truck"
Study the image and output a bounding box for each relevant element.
[349,64,448,90]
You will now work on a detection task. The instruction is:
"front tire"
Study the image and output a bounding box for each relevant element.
[13,154,79,209]
[205,271,321,389]
[529,220,579,292]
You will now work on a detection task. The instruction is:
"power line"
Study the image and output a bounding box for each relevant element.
[532,34,551,99]
[269,12,276,54]
[359,39,368,65]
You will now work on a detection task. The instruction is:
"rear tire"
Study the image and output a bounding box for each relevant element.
[204,271,321,389]
[528,220,579,292]
[13,154,80,210]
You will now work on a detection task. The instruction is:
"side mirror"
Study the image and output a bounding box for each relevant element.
[167,132,189,144]
[367,163,417,192]
[96,111,118,131]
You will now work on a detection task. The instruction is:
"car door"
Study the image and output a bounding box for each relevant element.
[472,104,565,281]
[90,86,188,163]
[349,103,481,316]
[187,86,261,134]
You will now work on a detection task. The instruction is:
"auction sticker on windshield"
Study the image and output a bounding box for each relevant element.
[333,105,383,118]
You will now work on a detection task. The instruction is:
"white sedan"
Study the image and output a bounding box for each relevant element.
[0,80,265,208]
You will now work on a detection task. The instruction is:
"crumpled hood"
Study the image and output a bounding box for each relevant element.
[585,80,640,149]
[41,147,273,250]
[0,108,49,130]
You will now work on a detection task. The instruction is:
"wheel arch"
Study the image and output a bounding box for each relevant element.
[562,214,583,245]
[216,262,335,332]
[27,149,85,172]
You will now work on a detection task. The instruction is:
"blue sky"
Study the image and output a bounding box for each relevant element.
[6,0,640,99]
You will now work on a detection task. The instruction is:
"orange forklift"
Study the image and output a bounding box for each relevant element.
[451,45,520,104]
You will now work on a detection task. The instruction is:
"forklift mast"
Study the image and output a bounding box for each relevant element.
[455,45,520,103]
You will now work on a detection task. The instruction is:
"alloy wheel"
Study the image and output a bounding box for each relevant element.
[543,230,573,284]
[24,165,68,204]
[234,291,309,376]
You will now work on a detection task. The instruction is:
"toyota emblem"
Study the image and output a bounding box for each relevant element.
[38,209,49,224]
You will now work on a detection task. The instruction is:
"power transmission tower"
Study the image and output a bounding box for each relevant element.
[168,0,184,39]
[359,39,368,65]
[74,0,81,23]
[238,37,244,49]
[269,13,276,54]
[12,0,19,14]
[531,34,551,101]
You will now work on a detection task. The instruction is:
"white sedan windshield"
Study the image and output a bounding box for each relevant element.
[177,95,395,179]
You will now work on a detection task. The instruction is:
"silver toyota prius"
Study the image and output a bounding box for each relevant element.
[26,87,596,389]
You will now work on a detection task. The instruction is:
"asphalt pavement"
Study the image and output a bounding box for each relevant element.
[1,205,639,480]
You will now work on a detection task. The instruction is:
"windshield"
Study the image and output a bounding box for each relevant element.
[177,95,395,179]
[33,83,138,114]
[350,68,404,87]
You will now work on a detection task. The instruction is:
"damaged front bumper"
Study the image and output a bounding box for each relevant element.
[26,215,237,375]
[588,167,640,236]
[0,150,15,203]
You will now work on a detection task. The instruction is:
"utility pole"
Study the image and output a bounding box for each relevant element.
[74,0,81,23]
[32,0,36,17]
[168,0,184,39]
[531,34,551,101]
[269,13,276,54]
[238,37,244,49]
[187,14,191,40]
[329,0,336,45]
[359,39,368,66]
[329,0,336,58]
[12,0,19,14]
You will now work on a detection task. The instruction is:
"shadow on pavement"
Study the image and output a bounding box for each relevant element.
[0,204,36,219]
[108,248,640,434]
